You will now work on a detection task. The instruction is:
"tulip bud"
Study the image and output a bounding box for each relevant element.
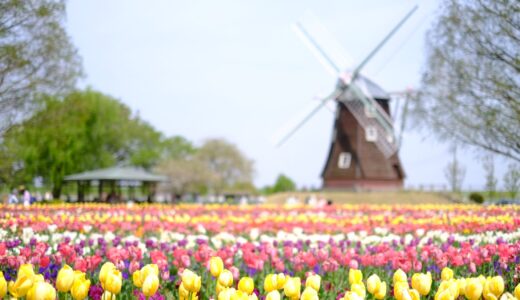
[143,274,160,297]
[488,276,504,298]
[441,267,454,281]
[210,257,225,278]
[374,282,387,300]
[466,278,483,300]
[101,291,116,300]
[343,291,363,300]
[104,269,122,294]
[71,278,91,300]
[394,269,407,284]
[351,282,366,299]
[56,264,75,292]
[514,283,520,300]
[284,277,301,299]
[99,262,116,285]
[349,269,363,285]
[182,269,202,293]
[305,274,321,292]
[26,281,56,300]
[301,286,319,300]
[219,270,234,287]
[238,277,255,295]
[276,273,287,290]
[231,290,249,300]
[133,270,143,288]
[367,274,381,295]
[266,290,281,300]
[264,274,278,293]
[412,272,432,296]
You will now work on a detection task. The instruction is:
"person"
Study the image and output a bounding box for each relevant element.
[23,188,31,206]
[8,189,18,204]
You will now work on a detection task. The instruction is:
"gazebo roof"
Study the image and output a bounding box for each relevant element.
[64,166,168,182]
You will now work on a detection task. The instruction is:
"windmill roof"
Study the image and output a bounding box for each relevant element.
[64,166,168,182]
[341,75,390,100]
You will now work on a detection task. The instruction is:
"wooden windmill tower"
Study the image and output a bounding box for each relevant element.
[276,7,417,191]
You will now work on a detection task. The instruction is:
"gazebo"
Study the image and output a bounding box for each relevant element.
[64,166,168,202]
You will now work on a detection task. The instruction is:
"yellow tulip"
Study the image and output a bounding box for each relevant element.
[218,288,236,300]
[248,293,258,300]
[266,290,281,300]
[514,283,520,300]
[0,271,7,298]
[305,274,321,292]
[457,278,467,297]
[435,288,455,300]
[133,270,144,288]
[349,269,363,285]
[179,283,190,298]
[99,262,116,284]
[217,282,228,295]
[143,274,159,297]
[395,281,410,300]
[101,291,116,300]
[367,274,381,295]
[374,282,387,300]
[9,275,34,297]
[501,293,516,300]
[71,278,91,300]
[264,274,278,293]
[56,264,75,292]
[301,286,319,300]
[466,278,484,300]
[487,276,504,298]
[210,256,225,277]
[182,269,202,293]
[238,277,255,295]
[394,269,408,284]
[276,273,287,290]
[344,291,363,300]
[284,277,301,299]
[104,269,122,294]
[73,270,86,283]
[219,270,234,287]
[231,290,249,300]
[142,264,159,278]
[26,281,56,300]
[441,267,454,281]
[412,272,432,296]
[351,282,366,299]
[18,264,35,279]
[409,289,421,300]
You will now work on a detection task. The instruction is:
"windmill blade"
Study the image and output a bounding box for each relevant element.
[273,91,340,147]
[350,5,418,81]
[338,79,398,158]
[293,11,355,76]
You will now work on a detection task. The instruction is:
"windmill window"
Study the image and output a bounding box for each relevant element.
[338,152,352,169]
[365,126,378,142]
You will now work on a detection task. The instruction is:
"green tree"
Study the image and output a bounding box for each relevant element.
[414,0,520,161]
[272,174,296,193]
[0,89,163,197]
[0,0,82,131]
[195,139,255,194]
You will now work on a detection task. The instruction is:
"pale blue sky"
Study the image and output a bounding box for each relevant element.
[66,0,511,190]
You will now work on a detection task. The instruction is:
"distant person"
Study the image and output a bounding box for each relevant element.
[8,189,18,204]
[22,188,31,206]
[44,191,52,201]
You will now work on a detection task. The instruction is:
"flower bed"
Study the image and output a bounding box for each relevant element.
[1,203,519,299]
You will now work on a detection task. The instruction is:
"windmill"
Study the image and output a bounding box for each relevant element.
[276,6,418,191]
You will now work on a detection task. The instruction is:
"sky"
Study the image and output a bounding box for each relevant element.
[66,0,512,190]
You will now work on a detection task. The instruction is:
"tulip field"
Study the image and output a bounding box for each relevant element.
[1,203,520,300]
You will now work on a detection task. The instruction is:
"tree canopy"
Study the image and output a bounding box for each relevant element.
[0,90,171,197]
[414,0,520,161]
[0,0,82,131]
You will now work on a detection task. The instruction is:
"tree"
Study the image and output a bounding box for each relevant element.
[155,158,212,195]
[195,139,255,193]
[414,0,520,161]
[272,174,296,193]
[0,89,163,197]
[0,0,82,131]
[503,163,520,199]
[444,146,466,193]
[482,154,497,199]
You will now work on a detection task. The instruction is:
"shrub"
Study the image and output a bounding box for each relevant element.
[469,192,484,204]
